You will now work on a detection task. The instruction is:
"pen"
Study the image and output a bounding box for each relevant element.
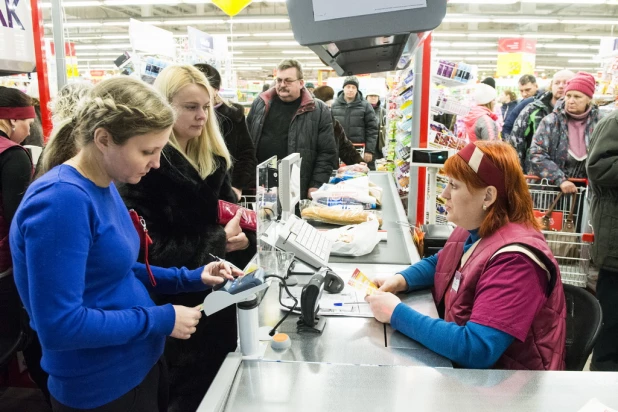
[334,302,369,306]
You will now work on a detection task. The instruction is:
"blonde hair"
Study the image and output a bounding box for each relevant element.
[38,77,175,177]
[154,65,231,179]
[49,82,93,126]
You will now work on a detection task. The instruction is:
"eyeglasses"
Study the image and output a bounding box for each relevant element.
[275,78,300,85]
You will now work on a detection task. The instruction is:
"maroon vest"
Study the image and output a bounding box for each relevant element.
[432,222,566,370]
[0,137,32,272]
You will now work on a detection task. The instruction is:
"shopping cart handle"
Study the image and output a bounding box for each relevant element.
[524,175,540,180]
[582,233,594,243]
[568,178,588,185]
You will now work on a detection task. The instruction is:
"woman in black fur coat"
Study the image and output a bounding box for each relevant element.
[117,65,256,412]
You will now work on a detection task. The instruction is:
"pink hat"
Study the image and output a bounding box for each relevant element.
[564,72,596,99]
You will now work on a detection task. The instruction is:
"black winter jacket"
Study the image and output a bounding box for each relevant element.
[117,145,256,305]
[331,91,378,154]
[586,111,618,271]
[247,88,338,198]
[216,102,257,191]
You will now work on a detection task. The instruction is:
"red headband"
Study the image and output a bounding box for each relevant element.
[457,143,506,197]
[0,106,36,120]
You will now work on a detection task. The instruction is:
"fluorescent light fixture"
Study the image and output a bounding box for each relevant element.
[268,41,299,46]
[44,22,102,28]
[227,18,289,24]
[76,58,113,62]
[74,43,131,49]
[556,53,599,57]
[161,19,226,25]
[77,52,123,56]
[231,51,244,55]
[537,65,567,69]
[463,57,498,61]
[466,33,509,38]
[576,35,609,40]
[561,19,618,25]
[522,0,607,3]
[230,41,269,46]
[568,59,601,63]
[450,42,496,47]
[432,41,451,47]
[476,64,498,68]
[436,56,465,60]
[523,34,575,39]
[493,18,560,24]
[102,21,132,26]
[538,44,590,49]
[432,33,468,38]
[449,0,516,3]
[281,50,315,54]
[101,35,131,39]
[252,32,294,37]
[434,51,478,55]
[442,17,491,23]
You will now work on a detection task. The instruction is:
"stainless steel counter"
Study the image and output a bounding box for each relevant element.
[199,354,618,412]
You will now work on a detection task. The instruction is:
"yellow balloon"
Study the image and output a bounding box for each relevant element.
[212,0,253,16]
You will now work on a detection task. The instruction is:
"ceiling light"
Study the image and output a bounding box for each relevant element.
[538,44,593,49]
[434,51,478,55]
[252,32,294,37]
[466,33,509,38]
[44,22,102,28]
[74,43,131,49]
[231,51,244,55]
[77,52,123,56]
[432,33,468,38]
[161,20,225,25]
[493,18,560,24]
[442,17,491,23]
[228,18,289,24]
[463,57,498,61]
[556,53,599,57]
[568,59,601,63]
[102,21,132,26]
[281,50,315,54]
[230,41,269,46]
[268,41,299,46]
[522,34,575,39]
[537,65,567,69]
[561,19,618,25]
[450,42,496,47]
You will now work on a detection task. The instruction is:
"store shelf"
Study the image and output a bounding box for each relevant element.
[431,74,470,88]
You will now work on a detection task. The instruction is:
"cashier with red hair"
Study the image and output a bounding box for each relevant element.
[367,141,567,370]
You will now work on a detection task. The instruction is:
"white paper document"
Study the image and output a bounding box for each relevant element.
[312,0,427,22]
[281,285,374,318]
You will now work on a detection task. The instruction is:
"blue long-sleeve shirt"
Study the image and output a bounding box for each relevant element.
[10,165,209,409]
[391,229,514,368]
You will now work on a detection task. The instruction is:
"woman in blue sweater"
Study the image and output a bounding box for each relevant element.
[9,77,241,411]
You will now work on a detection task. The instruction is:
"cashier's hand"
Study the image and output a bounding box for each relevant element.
[201,261,242,286]
[171,305,202,340]
[374,274,408,294]
[365,291,401,324]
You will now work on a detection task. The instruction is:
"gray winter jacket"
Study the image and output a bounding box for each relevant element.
[331,91,378,154]
[246,88,338,199]
[586,111,618,271]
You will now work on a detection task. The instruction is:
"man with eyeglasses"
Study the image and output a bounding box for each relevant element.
[247,59,338,199]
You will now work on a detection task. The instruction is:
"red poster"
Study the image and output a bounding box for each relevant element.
[498,38,536,54]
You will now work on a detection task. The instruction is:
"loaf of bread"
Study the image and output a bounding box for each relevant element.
[301,206,383,227]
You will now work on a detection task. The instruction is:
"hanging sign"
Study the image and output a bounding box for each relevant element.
[188,26,214,54]
[497,38,536,77]
[0,0,35,73]
[129,19,175,58]
[211,0,253,17]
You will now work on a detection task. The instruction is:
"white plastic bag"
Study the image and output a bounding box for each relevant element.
[324,218,380,256]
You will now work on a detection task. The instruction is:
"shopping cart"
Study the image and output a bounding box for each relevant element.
[353,143,366,158]
[526,176,594,288]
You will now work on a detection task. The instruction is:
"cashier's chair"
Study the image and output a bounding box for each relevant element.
[563,284,603,371]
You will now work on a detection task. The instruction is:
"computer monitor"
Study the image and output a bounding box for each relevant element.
[278,153,302,221]
[409,148,457,168]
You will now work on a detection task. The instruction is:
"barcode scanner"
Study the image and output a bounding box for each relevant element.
[323,269,344,294]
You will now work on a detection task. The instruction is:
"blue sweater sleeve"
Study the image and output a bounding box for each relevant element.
[503,97,533,135]
[133,263,208,295]
[18,184,176,351]
[398,254,438,292]
[390,304,514,368]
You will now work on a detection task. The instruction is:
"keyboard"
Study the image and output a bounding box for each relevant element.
[275,215,332,269]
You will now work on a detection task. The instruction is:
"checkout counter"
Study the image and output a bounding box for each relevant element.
[197,172,618,412]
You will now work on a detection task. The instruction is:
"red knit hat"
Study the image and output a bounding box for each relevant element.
[564,71,596,99]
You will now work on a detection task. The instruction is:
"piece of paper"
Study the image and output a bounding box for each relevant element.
[577,398,617,412]
[312,0,427,22]
[281,285,374,318]
[348,268,378,296]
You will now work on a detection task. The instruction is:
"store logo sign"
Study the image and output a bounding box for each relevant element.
[0,0,25,30]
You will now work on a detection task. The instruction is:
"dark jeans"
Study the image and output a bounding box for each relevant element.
[50,358,168,412]
[591,267,618,371]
